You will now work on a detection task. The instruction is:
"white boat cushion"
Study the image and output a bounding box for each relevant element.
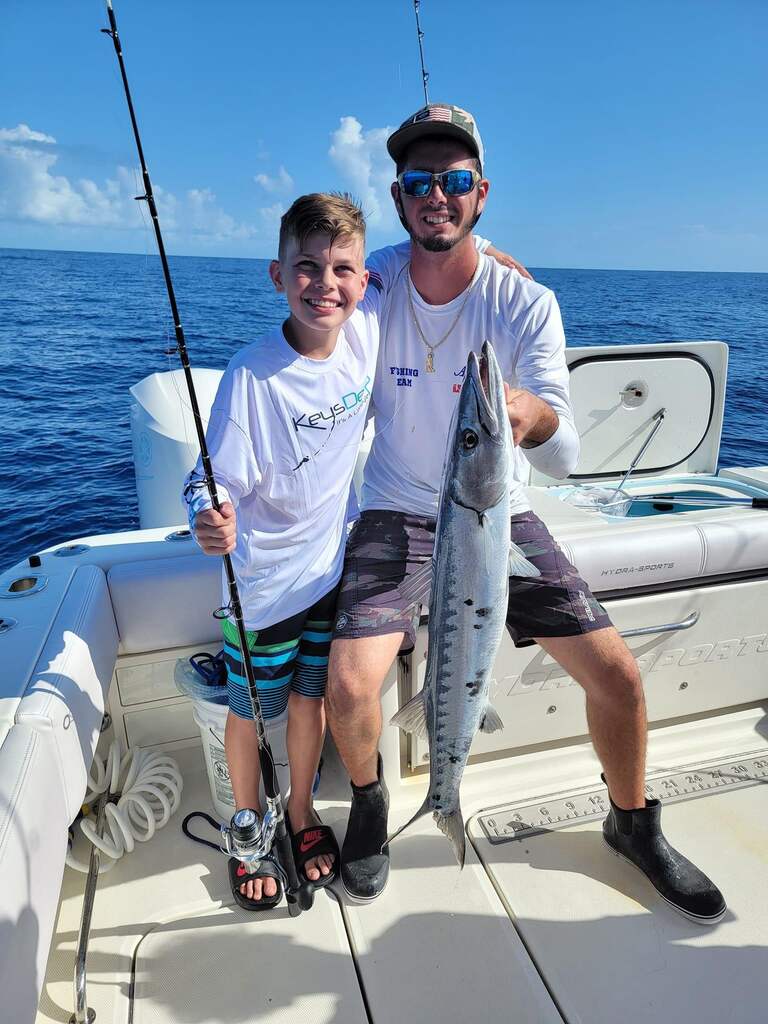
[558,512,768,593]
[560,522,705,592]
[0,724,68,1024]
[698,517,768,577]
[15,565,118,823]
[108,554,220,655]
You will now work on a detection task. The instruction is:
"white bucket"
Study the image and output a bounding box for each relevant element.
[191,699,290,823]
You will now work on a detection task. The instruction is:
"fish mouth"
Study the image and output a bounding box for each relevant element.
[465,342,503,440]
[479,347,490,395]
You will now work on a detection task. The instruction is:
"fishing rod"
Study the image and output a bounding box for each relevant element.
[627,494,768,510]
[413,1,430,104]
[101,0,311,915]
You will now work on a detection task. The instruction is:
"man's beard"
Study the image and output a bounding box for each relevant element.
[398,199,482,252]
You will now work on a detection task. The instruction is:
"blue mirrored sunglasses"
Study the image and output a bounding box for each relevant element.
[397,169,481,198]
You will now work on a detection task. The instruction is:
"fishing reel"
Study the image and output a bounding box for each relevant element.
[220,807,277,870]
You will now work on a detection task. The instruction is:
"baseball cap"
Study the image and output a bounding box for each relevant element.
[386,104,484,169]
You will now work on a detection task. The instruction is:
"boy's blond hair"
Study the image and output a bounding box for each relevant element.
[278,192,365,259]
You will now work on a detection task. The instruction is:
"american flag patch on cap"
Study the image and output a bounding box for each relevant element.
[387,103,484,167]
[413,105,452,124]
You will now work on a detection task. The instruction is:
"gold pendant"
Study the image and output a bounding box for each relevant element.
[425,349,435,373]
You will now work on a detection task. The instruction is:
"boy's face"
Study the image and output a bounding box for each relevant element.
[270,232,369,337]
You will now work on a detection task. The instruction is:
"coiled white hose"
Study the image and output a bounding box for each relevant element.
[66,739,183,874]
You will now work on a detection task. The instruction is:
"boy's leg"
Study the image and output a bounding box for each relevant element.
[222,616,300,902]
[287,588,339,882]
[224,711,274,902]
[285,694,332,881]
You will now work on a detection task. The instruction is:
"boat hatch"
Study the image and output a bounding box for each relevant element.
[530,341,728,486]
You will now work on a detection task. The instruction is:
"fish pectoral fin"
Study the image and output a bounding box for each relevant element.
[509,541,541,579]
[435,807,466,868]
[390,689,428,738]
[384,797,430,851]
[396,559,434,609]
[479,702,504,734]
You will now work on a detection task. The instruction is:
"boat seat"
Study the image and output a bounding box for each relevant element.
[2,565,118,825]
[556,512,768,593]
[107,553,220,655]
[0,724,69,1024]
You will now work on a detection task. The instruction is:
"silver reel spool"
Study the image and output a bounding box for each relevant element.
[220,807,278,869]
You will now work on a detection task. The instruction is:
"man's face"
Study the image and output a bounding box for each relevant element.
[391,139,489,252]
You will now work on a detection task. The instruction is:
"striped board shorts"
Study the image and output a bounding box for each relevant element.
[222,585,339,721]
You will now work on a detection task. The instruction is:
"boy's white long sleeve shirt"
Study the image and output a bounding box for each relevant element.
[183,281,392,630]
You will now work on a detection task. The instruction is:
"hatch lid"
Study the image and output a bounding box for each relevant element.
[529,341,728,486]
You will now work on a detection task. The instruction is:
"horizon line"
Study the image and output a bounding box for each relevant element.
[0,243,766,276]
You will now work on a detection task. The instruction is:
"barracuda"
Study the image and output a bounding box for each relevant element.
[388,340,540,866]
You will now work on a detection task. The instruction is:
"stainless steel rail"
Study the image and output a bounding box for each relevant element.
[69,792,108,1024]
[619,610,700,639]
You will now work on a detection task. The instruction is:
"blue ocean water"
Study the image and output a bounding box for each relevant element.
[1,247,766,571]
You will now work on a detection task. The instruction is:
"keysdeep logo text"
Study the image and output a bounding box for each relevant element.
[292,377,371,431]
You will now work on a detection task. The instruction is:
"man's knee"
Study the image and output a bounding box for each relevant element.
[592,641,644,705]
[326,665,370,717]
[326,634,401,717]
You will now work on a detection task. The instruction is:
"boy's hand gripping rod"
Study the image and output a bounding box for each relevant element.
[102,0,312,915]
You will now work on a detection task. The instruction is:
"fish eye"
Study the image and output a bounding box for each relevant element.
[462,429,479,450]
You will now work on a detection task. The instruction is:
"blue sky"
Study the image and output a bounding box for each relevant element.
[1,0,766,271]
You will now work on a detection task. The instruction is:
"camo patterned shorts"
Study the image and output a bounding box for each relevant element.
[333,510,611,650]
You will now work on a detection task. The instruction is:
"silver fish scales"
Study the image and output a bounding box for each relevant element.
[388,340,539,865]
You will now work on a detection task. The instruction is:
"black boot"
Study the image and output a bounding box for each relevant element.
[602,784,726,924]
[341,754,390,901]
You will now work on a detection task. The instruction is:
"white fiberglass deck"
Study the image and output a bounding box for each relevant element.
[36,706,768,1024]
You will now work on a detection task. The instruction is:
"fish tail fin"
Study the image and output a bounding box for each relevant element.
[384,798,430,852]
[509,541,541,579]
[435,806,466,868]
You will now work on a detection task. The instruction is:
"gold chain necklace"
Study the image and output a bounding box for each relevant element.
[406,271,475,373]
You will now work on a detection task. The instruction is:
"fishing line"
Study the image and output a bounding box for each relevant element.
[101,0,310,915]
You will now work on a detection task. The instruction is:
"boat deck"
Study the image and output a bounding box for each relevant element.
[37,704,768,1024]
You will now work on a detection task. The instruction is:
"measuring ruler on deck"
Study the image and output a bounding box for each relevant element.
[477,753,768,844]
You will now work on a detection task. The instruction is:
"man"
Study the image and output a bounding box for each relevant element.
[326,104,726,925]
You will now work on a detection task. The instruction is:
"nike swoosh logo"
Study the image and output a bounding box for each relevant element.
[299,831,324,854]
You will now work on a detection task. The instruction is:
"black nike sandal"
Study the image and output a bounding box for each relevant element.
[228,855,283,911]
[290,821,340,889]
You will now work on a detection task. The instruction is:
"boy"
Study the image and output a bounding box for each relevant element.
[185,193,384,908]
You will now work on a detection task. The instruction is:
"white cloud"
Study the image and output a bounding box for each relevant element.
[0,130,130,227]
[0,123,56,144]
[254,166,293,194]
[328,116,397,227]
[0,123,264,245]
[258,201,285,228]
